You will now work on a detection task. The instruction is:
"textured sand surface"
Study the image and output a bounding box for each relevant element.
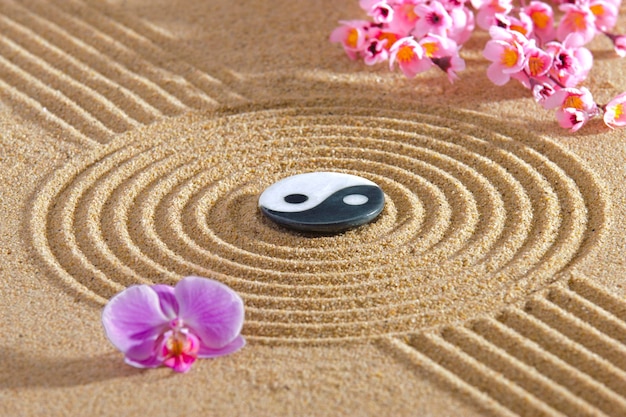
[2,0,626,416]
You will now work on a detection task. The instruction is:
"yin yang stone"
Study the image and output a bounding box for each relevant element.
[258,172,385,232]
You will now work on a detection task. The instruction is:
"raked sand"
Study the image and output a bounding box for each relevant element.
[2,0,626,416]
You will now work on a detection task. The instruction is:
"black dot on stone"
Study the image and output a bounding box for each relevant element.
[284,194,309,204]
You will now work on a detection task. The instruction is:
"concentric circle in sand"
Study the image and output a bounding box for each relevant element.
[30,104,606,343]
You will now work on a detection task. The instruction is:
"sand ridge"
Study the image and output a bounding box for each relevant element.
[29,102,608,344]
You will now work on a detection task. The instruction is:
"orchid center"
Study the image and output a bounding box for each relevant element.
[166,332,189,357]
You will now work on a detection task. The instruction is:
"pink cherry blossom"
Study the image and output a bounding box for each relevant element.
[364,38,390,65]
[605,33,626,57]
[545,35,593,87]
[388,0,420,35]
[472,0,513,30]
[614,35,626,57]
[495,12,534,38]
[361,0,395,24]
[557,4,597,46]
[483,27,527,85]
[389,37,433,77]
[589,0,618,32]
[102,276,245,373]
[543,87,598,131]
[531,80,556,104]
[329,20,370,60]
[556,107,591,131]
[603,92,626,128]
[413,1,454,38]
[523,1,556,44]
[420,33,459,58]
[525,41,553,78]
[420,34,466,82]
[447,6,476,44]
[329,0,626,132]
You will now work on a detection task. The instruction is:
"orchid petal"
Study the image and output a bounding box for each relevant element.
[198,335,246,358]
[102,285,169,354]
[125,350,163,369]
[123,336,160,364]
[175,276,245,349]
[152,284,179,318]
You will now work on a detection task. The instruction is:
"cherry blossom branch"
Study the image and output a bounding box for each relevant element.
[330,0,626,131]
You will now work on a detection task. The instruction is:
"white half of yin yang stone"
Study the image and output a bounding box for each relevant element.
[259,172,378,213]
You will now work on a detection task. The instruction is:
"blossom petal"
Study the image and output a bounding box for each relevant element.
[482,40,506,62]
[175,276,245,349]
[486,63,510,85]
[197,335,246,358]
[102,285,170,354]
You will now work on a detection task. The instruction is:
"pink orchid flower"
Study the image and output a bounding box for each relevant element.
[102,276,245,373]
[329,20,371,60]
[523,1,556,44]
[413,1,454,38]
[557,4,597,46]
[483,27,527,85]
[603,91,626,128]
[543,87,598,132]
[389,36,433,77]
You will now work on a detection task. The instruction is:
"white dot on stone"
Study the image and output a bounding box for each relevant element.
[343,194,369,206]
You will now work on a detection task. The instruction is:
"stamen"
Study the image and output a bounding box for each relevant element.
[530,11,550,29]
[564,95,584,109]
[528,56,545,76]
[614,103,623,119]
[346,29,359,48]
[397,46,416,63]
[501,48,519,67]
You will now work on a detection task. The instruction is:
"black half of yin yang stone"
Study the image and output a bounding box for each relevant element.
[261,185,385,233]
